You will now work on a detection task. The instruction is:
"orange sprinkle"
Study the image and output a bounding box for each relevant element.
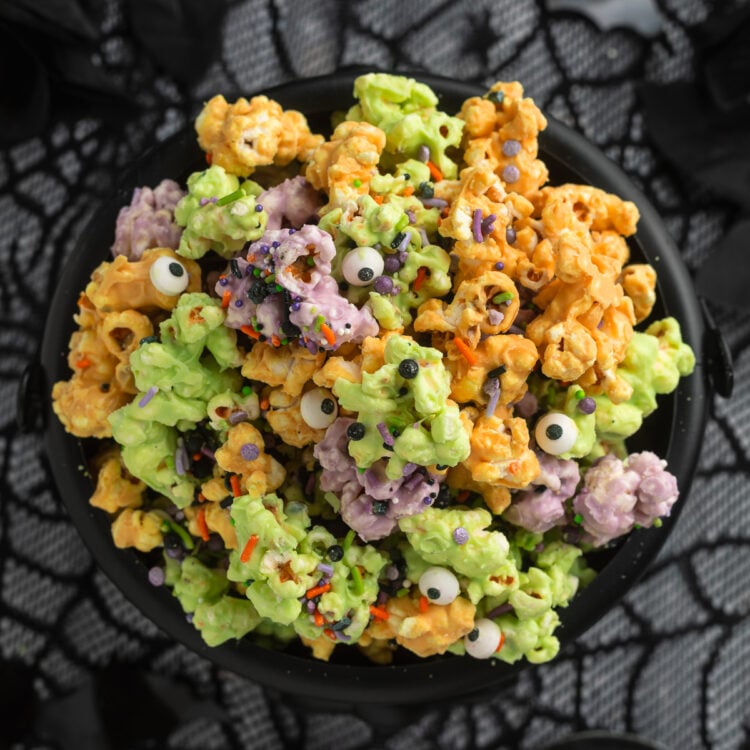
[197,492,206,502]
[412,266,428,292]
[259,397,269,411]
[496,632,506,652]
[320,323,336,346]
[230,474,242,497]
[324,628,336,640]
[403,185,414,196]
[221,291,232,309]
[426,160,443,181]
[271,334,281,347]
[196,507,210,542]
[369,604,390,621]
[419,595,430,613]
[239,533,258,563]
[205,152,212,165]
[240,324,261,340]
[313,610,325,627]
[306,582,332,599]
[75,357,92,369]
[508,461,519,475]
[453,337,478,365]
[373,195,384,204]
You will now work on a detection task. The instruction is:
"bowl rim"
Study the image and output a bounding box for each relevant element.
[40,70,708,705]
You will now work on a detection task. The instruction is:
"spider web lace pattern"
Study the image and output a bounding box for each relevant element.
[1,1,746,748]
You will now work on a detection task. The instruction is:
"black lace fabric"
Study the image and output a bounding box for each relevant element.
[2,1,748,748]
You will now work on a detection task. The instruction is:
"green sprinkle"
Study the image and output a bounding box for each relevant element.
[281,338,289,346]
[350,566,364,596]
[274,284,282,292]
[313,315,325,332]
[653,519,663,528]
[253,268,261,277]
[492,291,514,304]
[353,179,362,187]
[216,188,243,206]
[396,587,409,598]
[265,273,276,284]
[160,519,195,550]
[306,256,316,266]
[241,385,253,396]
[574,388,586,400]
[573,513,583,525]
[342,529,356,552]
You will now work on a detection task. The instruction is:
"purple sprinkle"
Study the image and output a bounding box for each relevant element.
[317,563,334,577]
[487,309,505,326]
[421,197,448,209]
[377,422,394,446]
[260,244,270,254]
[417,145,430,162]
[406,209,416,224]
[472,208,484,243]
[577,396,597,414]
[391,284,401,295]
[186,613,194,624]
[200,445,216,460]
[373,275,394,294]
[148,566,165,586]
[597,319,604,329]
[481,214,496,238]
[334,630,351,642]
[484,377,501,418]
[383,255,401,274]
[403,472,423,493]
[291,301,302,312]
[397,231,412,253]
[494,261,505,271]
[402,462,418,477]
[219,276,229,286]
[506,226,517,244]
[272,241,280,248]
[418,228,430,247]
[502,139,522,157]
[174,438,188,477]
[502,165,520,184]
[138,385,158,408]
[255,204,263,212]
[423,496,432,505]
[234,299,243,307]
[288,228,296,234]
[240,443,260,461]
[398,250,408,264]
[453,527,470,545]
[486,602,514,618]
[306,600,316,613]
[228,410,248,425]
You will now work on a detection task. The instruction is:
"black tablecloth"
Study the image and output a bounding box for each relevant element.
[2,1,749,748]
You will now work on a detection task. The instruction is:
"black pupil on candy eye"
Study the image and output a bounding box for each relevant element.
[546,423,563,441]
[168,262,184,277]
[427,587,441,600]
[398,359,419,378]
[468,628,479,641]
[321,398,335,415]
[358,267,374,282]
[347,422,365,440]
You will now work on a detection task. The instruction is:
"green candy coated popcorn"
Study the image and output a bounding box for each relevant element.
[193,595,261,646]
[399,506,510,578]
[172,556,228,613]
[174,165,267,259]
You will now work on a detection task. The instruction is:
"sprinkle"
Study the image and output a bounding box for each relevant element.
[402,462,418,476]
[419,595,430,612]
[216,187,243,206]
[417,144,430,162]
[397,231,412,253]
[240,325,261,340]
[492,291,514,304]
[487,309,505,326]
[353,178,362,187]
[573,513,583,525]
[174,439,188,477]
[453,337,478,365]
[506,226,517,244]
[481,214,496,237]
[350,566,364,595]
[313,610,325,626]
[488,365,506,379]
[486,90,505,104]
[373,275,394,294]
[240,534,259,563]
[221,291,232,309]
[240,443,260,461]
[577,396,597,414]
[334,630,351,642]
[148,567,165,586]
[230,474,242,497]
[406,209,416,224]
[161,519,195,550]
[426,161,443,181]
[75,356,92,369]
[342,529,356,552]
[502,139,522,156]
[502,165,520,183]
[486,602,513,618]
[413,266,428,292]
[196,507,210,542]
[403,185,414,197]
[138,385,158,407]
[453,527,470,545]
[496,632,506,652]
[421,197,448,209]
[306,582,332,599]
[377,422,394,446]
[369,604,390,621]
[317,563,334,577]
[320,323,337,346]
[484,377,501,418]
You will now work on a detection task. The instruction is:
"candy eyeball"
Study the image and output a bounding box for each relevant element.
[418,566,460,605]
[464,618,502,659]
[342,246,385,286]
[300,387,338,429]
[535,412,578,455]
[150,255,190,295]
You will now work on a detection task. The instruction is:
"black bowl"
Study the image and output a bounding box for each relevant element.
[38,71,708,708]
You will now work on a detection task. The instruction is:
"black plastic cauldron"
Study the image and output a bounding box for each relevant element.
[31,71,722,718]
